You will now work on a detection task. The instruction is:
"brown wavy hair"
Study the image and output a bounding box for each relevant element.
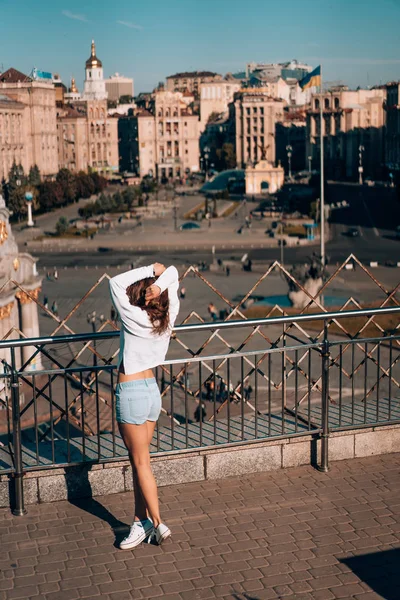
[126,277,170,335]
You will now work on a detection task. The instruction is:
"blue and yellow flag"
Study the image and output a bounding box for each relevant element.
[299,65,321,90]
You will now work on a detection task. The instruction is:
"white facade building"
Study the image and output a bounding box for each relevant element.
[82,40,108,101]
[200,80,241,131]
[105,73,134,102]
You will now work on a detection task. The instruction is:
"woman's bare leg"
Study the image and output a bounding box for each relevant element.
[129,420,157,521]
[119,421,161,527]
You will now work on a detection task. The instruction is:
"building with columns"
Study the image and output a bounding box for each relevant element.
[0,194,42,371]
[385,81,400,174]
[0,94,26,181]
[232,89,284,168]
[119,90,199,179]
[306,87,386,180]
[0,68,58,178]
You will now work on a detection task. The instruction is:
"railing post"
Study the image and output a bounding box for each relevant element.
[319,323,330,473]
[10,348,26,516]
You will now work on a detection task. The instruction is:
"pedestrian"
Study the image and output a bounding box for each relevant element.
[194,402,207,423]
[110,305,116,323]
[205,380,211,400]
[218,379,226,402]
[53,268,58,281]
[51,300,58,316]
[245,383,253,402]
[109,261,179,549]
[207,302,218,322]
[46,271,51,281]
[180,286,186,299]
[225,265,230,277]
[43,296,49,310]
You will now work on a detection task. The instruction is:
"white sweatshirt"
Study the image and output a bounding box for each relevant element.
[109,264,180,375]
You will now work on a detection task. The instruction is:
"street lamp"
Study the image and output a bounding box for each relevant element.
[358,145,365,185]
[86,311,105,368]
[308,155,312,173]
[286,145,293,180]
[25,191,34,227]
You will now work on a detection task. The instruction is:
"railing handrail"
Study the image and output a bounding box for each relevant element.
[0,305,399,350]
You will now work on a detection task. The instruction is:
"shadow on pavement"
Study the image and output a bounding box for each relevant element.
[341,548,400,600]
[65,465,129,548]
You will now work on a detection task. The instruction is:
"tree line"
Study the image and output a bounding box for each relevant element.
[1,162,107,221]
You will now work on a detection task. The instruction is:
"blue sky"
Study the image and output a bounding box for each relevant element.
[1,0,400,93]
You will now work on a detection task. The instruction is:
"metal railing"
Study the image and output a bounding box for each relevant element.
[0,306,399,515]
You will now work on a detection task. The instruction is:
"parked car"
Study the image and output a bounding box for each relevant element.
[179,222,201,231]
[347,227,360,237]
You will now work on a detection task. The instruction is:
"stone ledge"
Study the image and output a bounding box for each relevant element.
[1,426,400,509]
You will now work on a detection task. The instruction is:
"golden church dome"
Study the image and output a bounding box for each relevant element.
[85,40,102,69]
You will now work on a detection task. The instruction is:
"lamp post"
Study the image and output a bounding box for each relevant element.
[86,311,105,368]
[204,146,210,180]
[286,145,293,180]
[358,145,365,185]
[25,191,34,227]
[308,155,312,173]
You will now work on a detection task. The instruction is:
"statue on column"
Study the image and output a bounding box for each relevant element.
[0,194,43,372]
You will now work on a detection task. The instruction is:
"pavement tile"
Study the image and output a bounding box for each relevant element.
[1,455,399,600]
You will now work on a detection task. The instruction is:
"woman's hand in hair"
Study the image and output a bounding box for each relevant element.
[153,263,166,276]
[145,284,161,304]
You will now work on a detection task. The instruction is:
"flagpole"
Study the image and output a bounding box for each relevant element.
[320,65,325,269]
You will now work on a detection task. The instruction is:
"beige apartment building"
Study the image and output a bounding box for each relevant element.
[0,68,58,178]
[58,99,119,174]
[166,71,222,98]
[105,73,134,102]
[306,87,386,180]
[0,94,26,181]
[385,81,400,172]
[232,89,285,168]
[122,90,199,179]
[199,80,241,131]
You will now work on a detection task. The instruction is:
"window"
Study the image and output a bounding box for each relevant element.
[246,107,251,115]
[315,99,320,110]
[334,98,340,109]
[260,107,264,115]
[253,106,257,114]
[174,141,179,157]
[324,98,330,109]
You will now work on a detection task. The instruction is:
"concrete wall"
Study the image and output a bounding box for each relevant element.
[1,423,400,508]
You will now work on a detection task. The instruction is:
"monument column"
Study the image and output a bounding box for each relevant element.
[15,288,43,371]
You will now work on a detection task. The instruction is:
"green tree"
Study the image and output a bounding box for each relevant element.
[119,94,133,104]
[207,111,221,125]
[56,168,77,204]
[55,216,69,236]
[6,162,28,220]
[28,165,41,187]
[90,172,107,194]
[38,181,64,212]
[76,172,95,199]
[216,143,236,171]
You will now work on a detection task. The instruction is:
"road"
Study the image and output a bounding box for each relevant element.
[17,182,400,268]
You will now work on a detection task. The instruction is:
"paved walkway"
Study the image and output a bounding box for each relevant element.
[1,454,399,600]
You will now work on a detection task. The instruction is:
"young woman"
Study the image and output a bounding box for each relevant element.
[109,262,179,549]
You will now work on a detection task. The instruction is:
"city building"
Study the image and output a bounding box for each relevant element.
[53,74,66,106]
[276,107,307,174]
[64,78,81,103]
[246,60,313,82]
[57,42,119,174]
[199,80,241,131]
[232,89,285,168]
[0,67,58,177]
[119,90,200,179]
[306,87,386,180]
[385,81,400,173]
[248,75,309,106]
[0,94,26,181]
[56,106,88,172]
[82,40,108,101]
[105,73,134,103]
[166,71,222,98]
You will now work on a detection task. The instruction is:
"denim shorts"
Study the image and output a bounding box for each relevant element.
[115,378,162,425]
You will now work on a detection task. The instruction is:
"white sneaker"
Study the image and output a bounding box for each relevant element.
[148,523,171,546]
[119,518,154,550]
